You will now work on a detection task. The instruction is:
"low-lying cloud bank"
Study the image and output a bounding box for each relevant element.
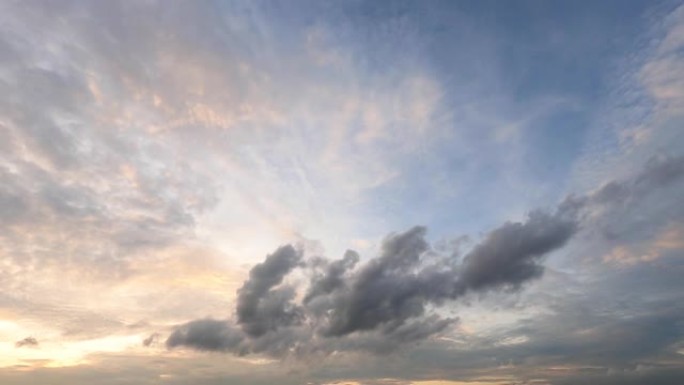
[165,155,684,358]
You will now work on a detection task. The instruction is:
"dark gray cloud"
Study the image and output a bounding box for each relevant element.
[458,210,578,291]
[14,337,38,348]
[168,210,577,356]
[319,226,439,337]
[319,210,577,338]
[165,245,311,356]
[166,319,244,353]
[236,245,304,337]
[304,249,359,305]
[142,333,159,347]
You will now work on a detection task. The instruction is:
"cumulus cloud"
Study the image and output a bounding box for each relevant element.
[236,245,304,337]
[304,249,359,305]
[319,226,438,337]
[458,210,577,291]
[167,319,245,353]
[167,207,578,356]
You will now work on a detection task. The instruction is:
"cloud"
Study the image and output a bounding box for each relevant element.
[640,4,684,113]
[317,207,578,339]
[506,303,684,367]
[168,207,578,356]
[142,333,159,347]
[558,154,684,249]
[236,245,304,337]
[588,154,684,206]
[166,319,244,353]
[0,0,454,372]
[458,210,577,291]
[319,226,438,337]
[14,337,38,348]
[552,367,684,385]
[304,249,359,305]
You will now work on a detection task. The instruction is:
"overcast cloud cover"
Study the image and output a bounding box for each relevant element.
[1,1,684,384]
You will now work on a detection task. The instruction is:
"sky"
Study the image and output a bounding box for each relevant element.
[1,1,684,384]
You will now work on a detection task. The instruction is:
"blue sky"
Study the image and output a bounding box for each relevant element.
[1,1,683,384]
